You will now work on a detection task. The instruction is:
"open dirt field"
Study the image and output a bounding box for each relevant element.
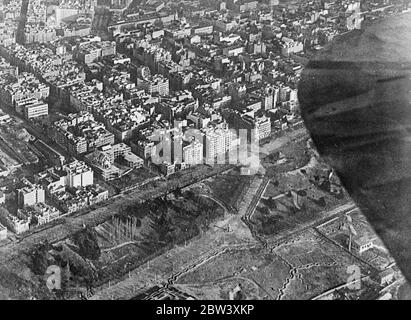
[173,229,374,300]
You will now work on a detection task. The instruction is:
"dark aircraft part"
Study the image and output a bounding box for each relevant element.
[298,13,411,283]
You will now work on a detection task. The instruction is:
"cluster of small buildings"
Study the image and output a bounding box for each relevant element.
[94,102,150,141]
[0,42,87,108]
[85,143,143,181]
[50,111,145,180]
[318,214,380,255]
[0,159,109,235]
[0,0,21,47]
[20,0,95,44]
[0,177,53,234]
[51,112,115,156]
[0,68,49,119]
[75,40,117,64]
[35,160,108,213]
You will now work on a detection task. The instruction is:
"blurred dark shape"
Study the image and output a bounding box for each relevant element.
[299,13,411,283]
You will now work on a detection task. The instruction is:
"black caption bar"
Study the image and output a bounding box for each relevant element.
[154,303,255,318]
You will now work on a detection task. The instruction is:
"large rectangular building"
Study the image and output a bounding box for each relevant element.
[16,178,45,208]
[23,100,48,119]
[136,74,170,96]
[183,140,203,166]
[36,160,94,193]
[64,160,94,188]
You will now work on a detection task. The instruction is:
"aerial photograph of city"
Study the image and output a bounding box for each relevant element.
[0,0,410,304]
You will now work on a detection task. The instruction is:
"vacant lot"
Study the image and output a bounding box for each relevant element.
[174,230,374,300]
[262,137,311,178]
[175,246,290,300]
[201,170,253,209]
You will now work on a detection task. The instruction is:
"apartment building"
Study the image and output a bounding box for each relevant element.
[16,178,45,208]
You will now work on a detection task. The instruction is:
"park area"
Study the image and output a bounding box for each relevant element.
[191,168,253,210]
[252,144,348,237]
[24,191,226,298]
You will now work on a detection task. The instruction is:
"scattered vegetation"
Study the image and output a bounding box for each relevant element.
[72,226,101,261]
[30,242,52,275]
